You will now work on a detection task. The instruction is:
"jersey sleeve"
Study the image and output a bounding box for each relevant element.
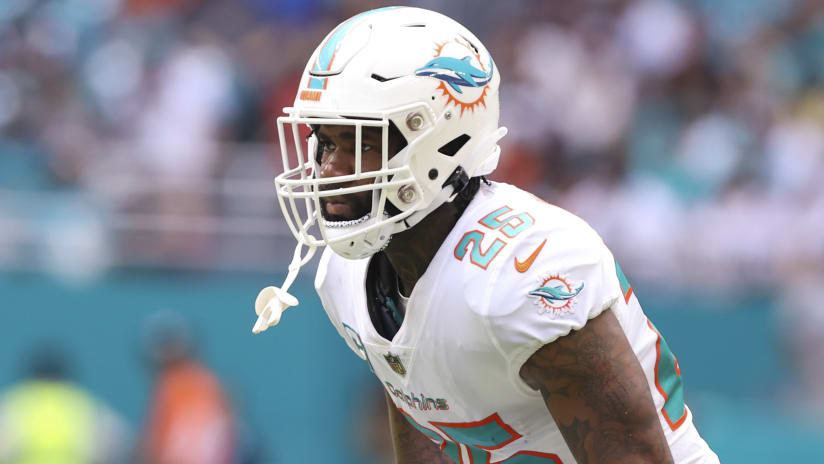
[477,214,624,383]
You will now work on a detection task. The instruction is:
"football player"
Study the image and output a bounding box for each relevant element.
[253,7,720,464]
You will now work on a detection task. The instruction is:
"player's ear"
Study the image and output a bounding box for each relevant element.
[307,124,321,163]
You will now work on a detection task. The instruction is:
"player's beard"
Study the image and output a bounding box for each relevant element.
[319,190,373,223]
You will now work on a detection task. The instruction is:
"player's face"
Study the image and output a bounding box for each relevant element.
[315,124,402,221]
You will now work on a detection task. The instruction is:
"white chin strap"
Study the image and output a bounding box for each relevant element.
[324,212,398,260]
[251,212,394,333]
[252,242,316,333]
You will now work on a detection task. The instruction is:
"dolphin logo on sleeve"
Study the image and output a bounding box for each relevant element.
[529,282,584,302]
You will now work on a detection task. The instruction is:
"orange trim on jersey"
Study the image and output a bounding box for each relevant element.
[396,408,565,464]
[646,319,688,431]
[500,450,563,464]
[623,285,633,304]
[675,354,682,376]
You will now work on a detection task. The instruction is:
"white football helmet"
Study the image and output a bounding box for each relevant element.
[275,6,507,260]
[253,7,507,333]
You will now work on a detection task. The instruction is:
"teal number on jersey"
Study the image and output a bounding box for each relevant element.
[647,319,687,430]
[479,206,514,229]
[454,231,506,269]
[434,413,519,448]
[341,323,374,373]
[402,412,562,463]
[499,451,564,463]
[454,205,536,270]
[500,213,534,238]
[479,206,535,239]
[397,409,462,460]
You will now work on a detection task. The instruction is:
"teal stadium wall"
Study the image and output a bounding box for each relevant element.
[0,272,375,463]
[0,272,822,463]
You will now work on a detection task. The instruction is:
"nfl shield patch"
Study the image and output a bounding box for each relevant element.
[384,352,406,376]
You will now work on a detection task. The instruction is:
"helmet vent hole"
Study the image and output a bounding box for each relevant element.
[403,24,427,27]
[437,134,471,157]
[371,73,400,83]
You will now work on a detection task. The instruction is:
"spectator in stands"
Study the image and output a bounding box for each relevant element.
[0,344,130,464]
[137,312,237,464]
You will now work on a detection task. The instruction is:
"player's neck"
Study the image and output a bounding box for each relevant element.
[383,202,463,296]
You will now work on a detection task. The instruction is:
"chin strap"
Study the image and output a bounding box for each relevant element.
[252,242,317,334]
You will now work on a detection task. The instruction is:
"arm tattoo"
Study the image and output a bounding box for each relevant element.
[520,309,674,464]
[385,392,453,464]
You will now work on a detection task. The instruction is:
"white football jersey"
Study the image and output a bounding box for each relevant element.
[315,182,719,463]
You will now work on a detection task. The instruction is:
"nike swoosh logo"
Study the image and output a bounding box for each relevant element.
[514,238,547,273]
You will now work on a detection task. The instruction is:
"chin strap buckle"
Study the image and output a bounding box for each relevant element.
[252,243,316,334]
[443,165,469,198]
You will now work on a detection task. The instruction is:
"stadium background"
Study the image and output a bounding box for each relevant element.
[1,0,823,462]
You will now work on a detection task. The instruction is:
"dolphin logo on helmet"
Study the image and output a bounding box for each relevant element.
[415,56,495,94]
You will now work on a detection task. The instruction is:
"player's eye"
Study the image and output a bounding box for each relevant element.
[318,140,336,153]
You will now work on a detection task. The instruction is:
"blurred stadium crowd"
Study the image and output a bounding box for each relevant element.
[2,0,823,282]
[1,0,824,457]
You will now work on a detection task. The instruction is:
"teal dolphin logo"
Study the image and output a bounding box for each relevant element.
[529,282,584,302]
[415,56,494,94]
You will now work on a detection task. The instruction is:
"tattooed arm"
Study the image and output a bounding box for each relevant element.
[385,391,453,464]
[520,308,674,464]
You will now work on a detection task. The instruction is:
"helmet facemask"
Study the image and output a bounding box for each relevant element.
[275,110,423,259]
[274,7,506,261]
